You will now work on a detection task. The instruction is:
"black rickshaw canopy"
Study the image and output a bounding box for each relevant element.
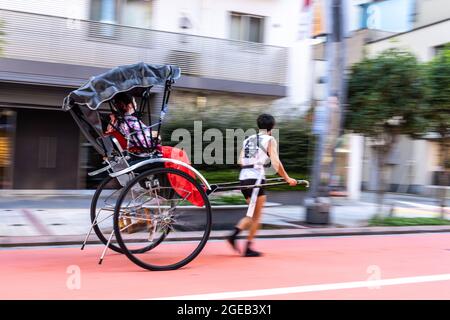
[62,62,181,157]
[62,62,181,111]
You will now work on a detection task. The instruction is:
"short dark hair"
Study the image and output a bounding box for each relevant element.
[113,92,134,111]
[257,113,275,131]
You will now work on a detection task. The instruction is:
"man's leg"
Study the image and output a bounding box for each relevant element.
[226,198,250,253]
[244,195,266,257]
[227,178,265,254]
[247,195,266,242]
[227,195,266,256]
[236,198,251,229]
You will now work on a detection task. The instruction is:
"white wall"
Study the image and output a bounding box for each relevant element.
[152,0,300,47]
[367,19,450,62]
[154,0,312,105]
[1,0,313,105]
[0,0,302,46]
[347,134,364,200]
[361,135,442,192]
[415,0,450,28]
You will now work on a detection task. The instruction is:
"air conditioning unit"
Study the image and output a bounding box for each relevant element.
[167,50,200,76]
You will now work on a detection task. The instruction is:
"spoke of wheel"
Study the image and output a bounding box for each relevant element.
[97,207,128,214]
[93,210,114,226]
[167,190,192,213]
[125,215,152,223]
[120,223,134,233]
[149,219,158,242]
[152,186,163,217]
[125,187,162,210]
[103,188,121,207]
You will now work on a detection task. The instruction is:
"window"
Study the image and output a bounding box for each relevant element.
[90,0,152,27]
[122,0,152,29]
[434,43,449,57]
[0,109,16,189]
[91,0,118,23]
[90,0,119,38]
[230,12,265,43]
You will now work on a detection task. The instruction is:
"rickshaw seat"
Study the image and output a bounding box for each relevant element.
[106,129,161,155]
[107,130,128,150]
[104,130,204,207]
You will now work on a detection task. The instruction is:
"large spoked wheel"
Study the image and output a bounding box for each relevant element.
[113,167,212,271]
[91,175,166,254]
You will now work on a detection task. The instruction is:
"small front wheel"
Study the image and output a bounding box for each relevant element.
[113,167,212,271]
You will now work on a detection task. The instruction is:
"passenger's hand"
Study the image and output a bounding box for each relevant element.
[286,177,297,186]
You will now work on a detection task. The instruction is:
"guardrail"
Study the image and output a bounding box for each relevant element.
[0,9,288,86]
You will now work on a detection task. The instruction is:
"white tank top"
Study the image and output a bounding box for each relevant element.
[239,133,273,180]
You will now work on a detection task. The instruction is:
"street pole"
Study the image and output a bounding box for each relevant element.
[327,0,347,192]
[306,0,343,224]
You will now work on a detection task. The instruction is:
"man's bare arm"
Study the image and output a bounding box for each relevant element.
[268,138,297,186]
[238,148,244,166]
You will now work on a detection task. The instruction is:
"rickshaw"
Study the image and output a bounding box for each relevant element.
[62,62,309,271]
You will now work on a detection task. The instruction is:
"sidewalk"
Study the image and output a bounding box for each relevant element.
[1,191,449,247]
[3,226,450,247]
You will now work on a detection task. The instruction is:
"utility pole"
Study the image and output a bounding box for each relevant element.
[327,0,347,193]
[306,0,345,224]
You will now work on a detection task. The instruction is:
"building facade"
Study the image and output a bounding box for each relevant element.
[310,0,450,197]
[363,4,450,194]
[0,0,312,189]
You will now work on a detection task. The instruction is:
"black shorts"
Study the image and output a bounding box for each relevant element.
[240,179,266,199]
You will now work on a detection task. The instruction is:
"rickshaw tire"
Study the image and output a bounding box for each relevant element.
[91,175,167,254]
[113,167,212,271]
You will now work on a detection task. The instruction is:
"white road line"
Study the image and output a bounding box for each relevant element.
[146,273,450,300]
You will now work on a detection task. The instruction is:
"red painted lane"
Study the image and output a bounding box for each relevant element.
[1,233,450,299]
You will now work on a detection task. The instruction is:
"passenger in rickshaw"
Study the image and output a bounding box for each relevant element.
[105,92,204,208]
[105,92,160,153]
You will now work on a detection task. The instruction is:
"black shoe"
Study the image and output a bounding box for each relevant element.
[244,246,262,257]
[226,227,241,253]
[226,234,240,253]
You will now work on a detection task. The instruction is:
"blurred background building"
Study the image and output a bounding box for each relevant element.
[0,0,448,197]
[0,0,313,189]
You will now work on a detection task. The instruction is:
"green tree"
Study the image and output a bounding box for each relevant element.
[346,49,426,215]
[424,45,450,217]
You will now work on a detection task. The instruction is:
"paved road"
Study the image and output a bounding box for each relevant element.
[1,233,450,299]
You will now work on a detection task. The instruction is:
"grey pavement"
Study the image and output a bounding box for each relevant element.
[0,191,449,246]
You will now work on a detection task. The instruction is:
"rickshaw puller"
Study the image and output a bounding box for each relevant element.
[227,114,297,257]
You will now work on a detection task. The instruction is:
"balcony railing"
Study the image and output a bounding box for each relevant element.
[0,9,288,86]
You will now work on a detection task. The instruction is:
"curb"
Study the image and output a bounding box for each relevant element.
[0,190,96,197]
[2,225,450,248]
